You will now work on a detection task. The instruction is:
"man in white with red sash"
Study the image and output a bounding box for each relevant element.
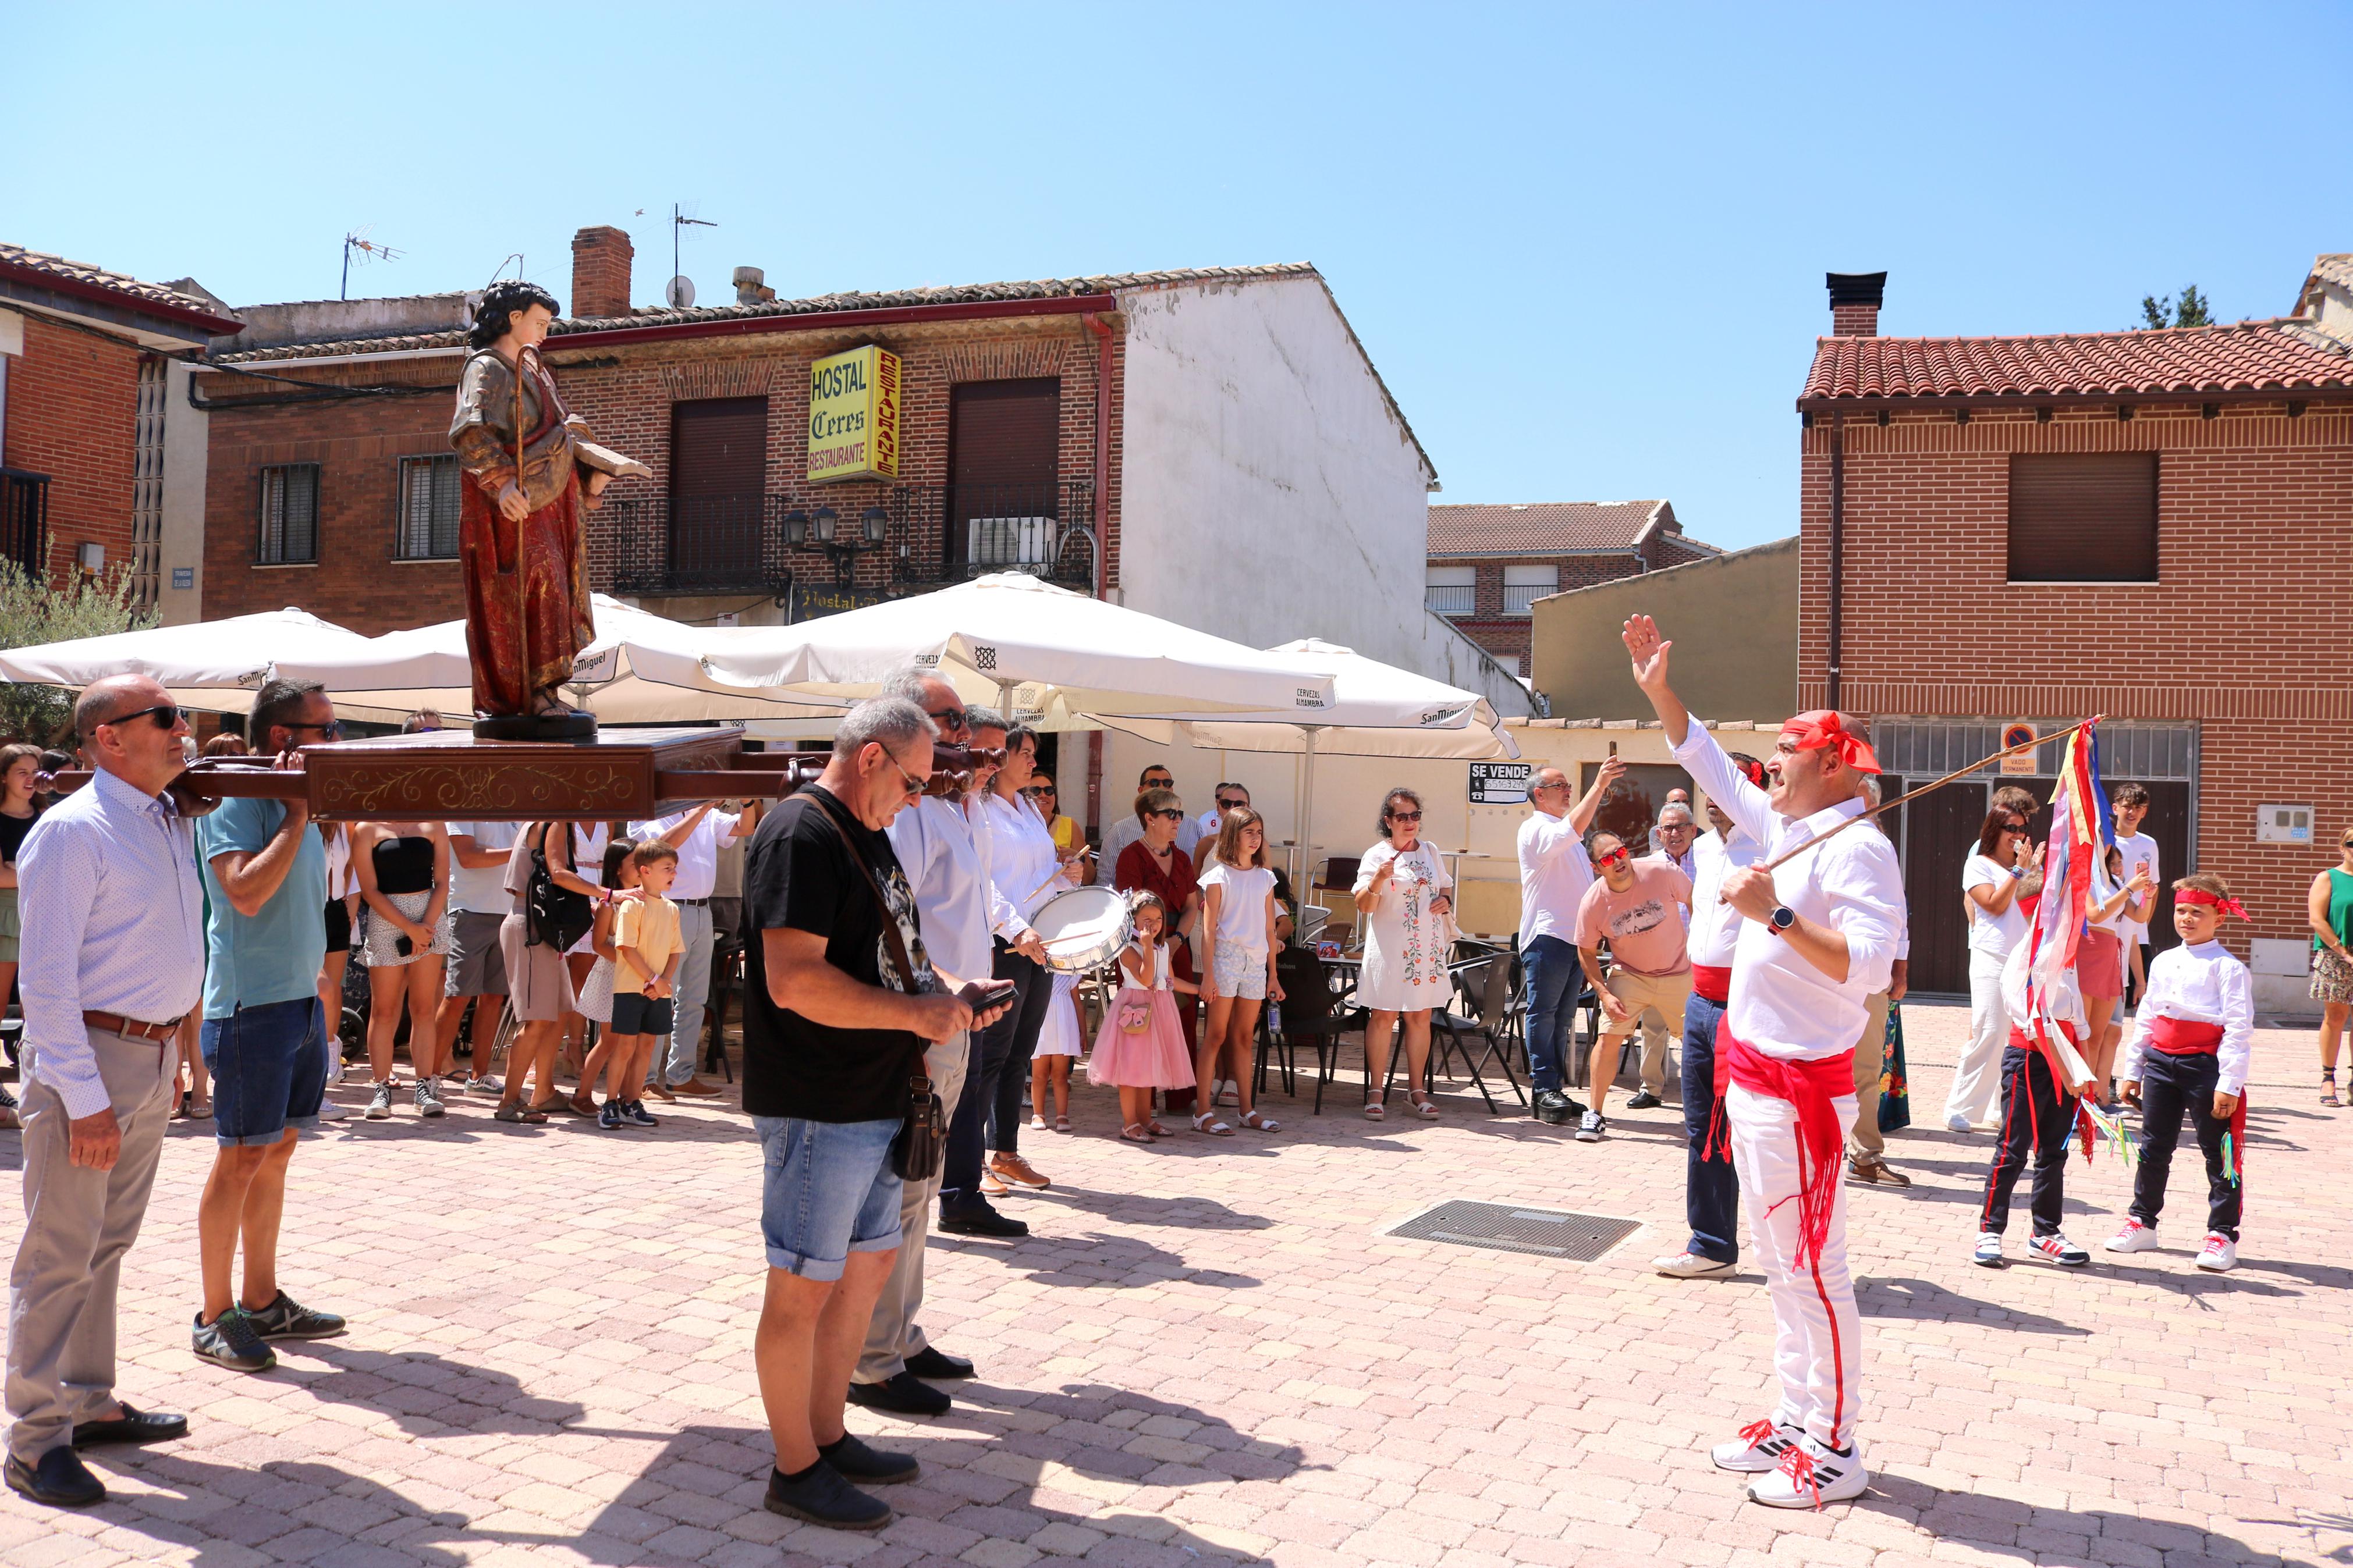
[1623,616,1903,1508]
[2106,874,2252,1272]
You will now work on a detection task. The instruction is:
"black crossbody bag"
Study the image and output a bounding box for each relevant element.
[787,795,946,1182]
[526,823,595,952]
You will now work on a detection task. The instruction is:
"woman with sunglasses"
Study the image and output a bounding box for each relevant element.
[2308,828,2353,1104]
[1351,787,1453,1120]
[1948,806,2042,1133]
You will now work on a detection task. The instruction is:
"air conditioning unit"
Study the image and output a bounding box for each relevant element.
[967,515,1055,568]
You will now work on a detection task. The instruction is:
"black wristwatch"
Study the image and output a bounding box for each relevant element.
[1767,904,1797,935]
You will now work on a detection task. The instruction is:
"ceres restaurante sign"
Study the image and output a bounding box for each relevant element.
[808,344,901,483]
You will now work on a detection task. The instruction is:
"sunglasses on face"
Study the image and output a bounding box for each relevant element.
[99,703,186,733]
[282,718,344,741]
[2003,822,2028,836]
[1387,811,1422,824]
[1147,808,1184,822]
[927,706,968,733]
[1596,847,1632,866]
[885,753,927,799]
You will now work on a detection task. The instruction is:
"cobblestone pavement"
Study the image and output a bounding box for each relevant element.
[0,1001,2344,1566]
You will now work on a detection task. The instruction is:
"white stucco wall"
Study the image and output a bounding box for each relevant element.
[158,361,208,625]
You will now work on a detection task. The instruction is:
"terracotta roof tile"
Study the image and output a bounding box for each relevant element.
[1428,500,1718,557]
[1801,319,2352,403]
[0,242,242,332]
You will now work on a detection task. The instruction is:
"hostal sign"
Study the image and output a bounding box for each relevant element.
[808,344,902,483]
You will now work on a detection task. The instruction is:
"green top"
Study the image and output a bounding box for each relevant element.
[2317,866,2353,952]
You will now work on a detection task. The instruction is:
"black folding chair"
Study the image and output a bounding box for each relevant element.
[1431,957,1527,1111]
[1257,946,1358,1114]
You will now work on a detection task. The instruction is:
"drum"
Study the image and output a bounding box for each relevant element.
[1029,886,1131,974]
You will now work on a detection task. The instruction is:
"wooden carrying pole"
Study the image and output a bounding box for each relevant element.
[1751,714,2103,876]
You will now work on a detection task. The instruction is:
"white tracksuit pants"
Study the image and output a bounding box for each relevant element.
[1727,1081,1862,1452]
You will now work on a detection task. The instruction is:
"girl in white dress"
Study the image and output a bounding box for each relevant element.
[1353,787,1455,1120]
[1089,895,1201,1142]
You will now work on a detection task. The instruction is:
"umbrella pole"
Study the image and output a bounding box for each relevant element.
[1299,725,1320,895]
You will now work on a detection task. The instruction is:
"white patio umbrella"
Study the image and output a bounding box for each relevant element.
[0,607,380,714]
[269,595,848,725]
[627,573,1339,725]
[1090,638,1518,883]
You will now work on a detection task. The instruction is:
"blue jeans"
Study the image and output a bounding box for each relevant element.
[754,1115,903,1281]
[200,996,328,1149]
[1521,936,1580,1093]
[1680,991,1740,1265]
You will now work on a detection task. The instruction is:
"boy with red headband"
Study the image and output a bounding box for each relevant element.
[1623,616,1904,1508]
[2106,872,2253,1271]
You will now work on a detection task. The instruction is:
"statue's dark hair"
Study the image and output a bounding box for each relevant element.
[468,281,562,350]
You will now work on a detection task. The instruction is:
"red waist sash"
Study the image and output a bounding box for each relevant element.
[1716,1027,1852,1268]
[1691,963,1733,1004]
[2148,1016,2224,1056]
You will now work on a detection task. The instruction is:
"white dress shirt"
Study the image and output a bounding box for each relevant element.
[631,808,743,901]
[2118,940,2254,1096]
[17,767,207,1119]
[1688,826,1763,969]
[1517,809,1593,950]
[1673,723,1905,1061]
[981,790,1063,926]
[2000,940,2086,1036]
[887,794,1004,982]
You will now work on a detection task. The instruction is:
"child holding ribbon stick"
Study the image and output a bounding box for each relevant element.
[1974,941,2097,1268]
[2104,873,2254,1272]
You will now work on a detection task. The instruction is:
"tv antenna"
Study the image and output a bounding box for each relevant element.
[341,226,404,300]
[670,202,716,310]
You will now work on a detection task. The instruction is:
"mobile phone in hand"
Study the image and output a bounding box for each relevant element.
[395,934,414,958]
[959,978,1017,1011]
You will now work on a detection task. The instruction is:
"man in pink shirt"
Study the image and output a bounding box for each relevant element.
[1572,830,1692,1142]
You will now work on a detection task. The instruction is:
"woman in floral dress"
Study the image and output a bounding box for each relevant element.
[1351,787,1454,1120]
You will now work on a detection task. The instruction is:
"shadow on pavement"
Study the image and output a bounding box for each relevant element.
[1872,1472,2297,1565]
[1858,1276,2091,1335]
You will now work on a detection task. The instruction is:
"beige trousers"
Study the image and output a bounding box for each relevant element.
[7,1025,175,1462]
[856,1027,971,1384]
[1848,991,1891,1160]
[1600,969,1692,1094]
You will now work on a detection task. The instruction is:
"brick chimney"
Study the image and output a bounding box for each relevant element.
[570,226,633,319]
[1826,271,1886,337]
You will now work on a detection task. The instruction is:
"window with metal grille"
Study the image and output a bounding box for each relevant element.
[395,455,462,560]
[1426,566,1475,616]
[257,464,320,564]
[1502,564,1557,616]
[2008,453,2157,582]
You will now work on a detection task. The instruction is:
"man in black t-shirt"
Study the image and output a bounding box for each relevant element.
[737,696,1007,1533]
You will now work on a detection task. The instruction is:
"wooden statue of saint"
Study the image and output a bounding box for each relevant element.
[448,280,646,741]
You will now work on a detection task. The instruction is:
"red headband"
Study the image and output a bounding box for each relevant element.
[1780,710,1882,775]
[2174,887,2248,920]
[1736,759,1766,788]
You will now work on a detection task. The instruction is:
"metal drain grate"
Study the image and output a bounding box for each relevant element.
[1386,1200,1639,1261]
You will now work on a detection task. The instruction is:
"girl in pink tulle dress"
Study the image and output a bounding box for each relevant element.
[1089,894,1199,1143]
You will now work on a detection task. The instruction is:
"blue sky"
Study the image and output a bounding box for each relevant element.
[8,2,2343,550]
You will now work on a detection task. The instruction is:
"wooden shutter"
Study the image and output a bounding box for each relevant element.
[669,397,769,579]
[2008,453,2157,582]
[948,379,1059,565]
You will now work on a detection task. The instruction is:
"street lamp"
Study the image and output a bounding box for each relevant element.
[782,502,889,585]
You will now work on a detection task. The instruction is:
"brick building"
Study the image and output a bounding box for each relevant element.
[190,224,1528,824]
[1797,262,2353,1004]
[0,244,240,606]
[1425,500,1717,673]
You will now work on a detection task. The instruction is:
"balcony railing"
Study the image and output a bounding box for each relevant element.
[605,496,795,596]
[1500,583,1552,616]
[1425,584,1475,616]
[0,469,49,581]
[889,479,1096,589]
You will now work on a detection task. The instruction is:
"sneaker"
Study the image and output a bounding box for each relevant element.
[1531,1089,1582,1126]
[2104,1218,2161,1253]
[980,1167,1010,1197]
[2194,1233,2238,1272]
[317,1100,348,1122]
[243,1290,346,1340]
[990,1153,1051,1189]
[1972,1232,2005,1268]
[1654,1250,1735,1279]
[625,1100,659,1128]
[1945,1114,1973,1133]
[1711,1418,1799,1473]
[414,1079,445,1118]
[2028,1232,2091,1268]
[1575,1110,1606,1142]
[190,1307,276,1373]
[364,1081,393,1120]
[762,1462,892,1531]
[598,1100,626,1130]
[818,1432,920,1483]
[1748,1432,1867,1507]
[465,1073,503,1096]
[1625,1090,1663,1110]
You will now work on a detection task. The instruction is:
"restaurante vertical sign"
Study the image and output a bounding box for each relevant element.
[807,344,901,483]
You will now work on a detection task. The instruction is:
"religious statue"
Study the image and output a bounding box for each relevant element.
[448,280,645,741]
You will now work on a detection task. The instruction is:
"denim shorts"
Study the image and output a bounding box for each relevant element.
[754,1115,904,1281]
[609,991,676,1037]
[201,995,329,1149]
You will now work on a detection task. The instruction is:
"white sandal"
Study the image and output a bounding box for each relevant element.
[1193,1111,1235,1136]
[1241,1110,1282,1133]
[1364,1096,1386,1121]
[1410,1093,1441,1119]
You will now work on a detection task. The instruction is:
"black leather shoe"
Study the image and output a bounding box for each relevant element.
[5,1446,105,1507]
[73,1403,188,1448]
[846,1370,951,1417]
[1625,1090,1663,1110]
[819,1431,920,1482]
[904,1346,974,1380]
[938,1203,1028,1238]
[764,1462,892,1531]
[1531,1090,1583,1126]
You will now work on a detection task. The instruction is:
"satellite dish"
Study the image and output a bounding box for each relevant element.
[665,275,695,309]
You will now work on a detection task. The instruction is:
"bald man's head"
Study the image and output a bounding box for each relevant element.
[74,674,169,742]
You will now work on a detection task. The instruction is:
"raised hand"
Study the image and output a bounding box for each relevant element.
[1622,615,1672,693]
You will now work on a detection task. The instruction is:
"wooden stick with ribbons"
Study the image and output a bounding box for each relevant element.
[1748,714,2104,877]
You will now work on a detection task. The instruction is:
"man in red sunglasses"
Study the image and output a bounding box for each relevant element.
[1623,615,1904,1509]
